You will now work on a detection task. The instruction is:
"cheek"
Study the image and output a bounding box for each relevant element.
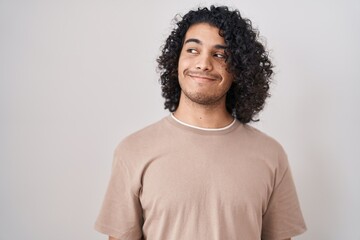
[216,64,232,81]
[221,71,234,87]
[178,57,191,75]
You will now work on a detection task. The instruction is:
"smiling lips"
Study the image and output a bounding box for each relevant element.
[185,70,220,82]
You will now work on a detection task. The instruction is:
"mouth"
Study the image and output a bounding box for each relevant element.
[188,74,217,81]
[185,70,220,82]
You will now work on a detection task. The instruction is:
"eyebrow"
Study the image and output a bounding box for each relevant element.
[184,38,227,50]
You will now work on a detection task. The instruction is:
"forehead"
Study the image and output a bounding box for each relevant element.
[184,23,225,45]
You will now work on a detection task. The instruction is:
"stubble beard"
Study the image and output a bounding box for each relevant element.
[178,70,231,108]
[181,89,227,107]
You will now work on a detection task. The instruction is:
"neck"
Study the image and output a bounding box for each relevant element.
[174,94,234,129]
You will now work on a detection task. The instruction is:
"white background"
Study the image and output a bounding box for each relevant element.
[1,0,359,239]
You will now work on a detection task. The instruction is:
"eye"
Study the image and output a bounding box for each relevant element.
[214,53,226,59]
[186,48,198,54]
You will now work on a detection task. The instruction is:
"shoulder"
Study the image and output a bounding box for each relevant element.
[238,124,289,169]
[241,124,285,151]
[114,116,169,156]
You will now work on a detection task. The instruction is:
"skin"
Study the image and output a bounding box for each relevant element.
[174,23,234,129]
[107,23,292,240]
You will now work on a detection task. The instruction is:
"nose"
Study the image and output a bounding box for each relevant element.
[195,53,213,71]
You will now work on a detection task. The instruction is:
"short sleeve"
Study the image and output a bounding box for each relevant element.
[94,144,143,240]
[261,148,307,240]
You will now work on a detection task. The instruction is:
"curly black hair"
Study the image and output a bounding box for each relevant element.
[157,5,273,124]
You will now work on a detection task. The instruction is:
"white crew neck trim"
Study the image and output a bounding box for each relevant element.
[171,114,236,131]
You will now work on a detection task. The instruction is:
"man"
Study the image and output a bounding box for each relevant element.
[95,6,306,240]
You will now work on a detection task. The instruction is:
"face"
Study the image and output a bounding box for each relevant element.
[178,23,233,106]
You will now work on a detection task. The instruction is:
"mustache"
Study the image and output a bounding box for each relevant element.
[184,70,221,80]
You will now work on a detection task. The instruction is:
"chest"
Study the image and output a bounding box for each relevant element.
[139,145,274,217]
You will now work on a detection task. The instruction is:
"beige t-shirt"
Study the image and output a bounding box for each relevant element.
[95,115,306,240]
